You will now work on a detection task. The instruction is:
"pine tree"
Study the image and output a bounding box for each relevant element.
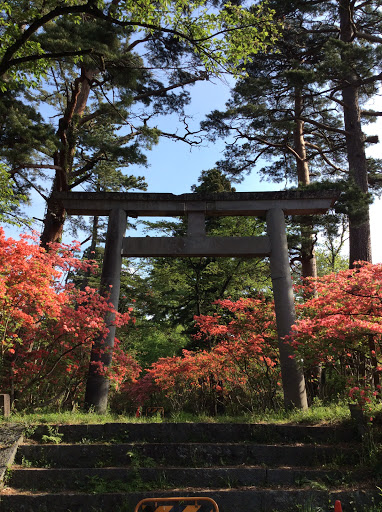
[203,8,347,280]
[276,0,382,266]
[204,0,382,268]
[1,1,279,246]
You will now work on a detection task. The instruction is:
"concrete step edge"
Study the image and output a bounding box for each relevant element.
[8,465,371,491]
[0,487,380,512]
[26,423,359,445]
[15,443,360,469]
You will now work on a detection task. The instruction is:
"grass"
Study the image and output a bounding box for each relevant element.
[0,410,165,426]
[1,400,382,427]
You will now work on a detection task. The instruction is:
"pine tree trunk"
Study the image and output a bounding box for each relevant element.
[294,89,321,401]
[294,89,317,282]
[339,0,372,266]
[40,157,68,247]
[40,68,95,248]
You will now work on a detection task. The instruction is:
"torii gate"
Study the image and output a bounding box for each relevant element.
[53,190,337,413]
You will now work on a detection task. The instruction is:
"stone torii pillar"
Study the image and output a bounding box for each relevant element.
[84,209,127,413]
[267,208,308,410]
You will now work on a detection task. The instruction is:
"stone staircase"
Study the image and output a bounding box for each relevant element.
[0,422,381,511]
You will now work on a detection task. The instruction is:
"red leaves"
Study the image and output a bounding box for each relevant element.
[291,262,382,409]
[127,266,382,413]
[127,297,281,413]
[0,229,140,408]
[291,262,382,363]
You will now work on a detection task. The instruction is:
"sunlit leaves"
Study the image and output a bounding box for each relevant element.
[0,163,27,225]
[0,0,279,90]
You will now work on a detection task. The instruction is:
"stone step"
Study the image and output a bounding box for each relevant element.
[0,488,380,512]
[15,442,360,468]
[26,422,358,445]
[9,465,367,491]
[2,422,378,512]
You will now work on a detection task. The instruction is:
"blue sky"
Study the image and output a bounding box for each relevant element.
[121,79,382,264]
[5,77,382,263]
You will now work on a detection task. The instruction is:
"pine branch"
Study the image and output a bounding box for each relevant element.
[361,110,382,117]
[125,35,153,53]
[12,169,49,202]
[333,71,382,94]
[329,92,346,109]
[8,49,101,67]
[160,117,203,145]
[305,141,347,174]
[0,3,97,76]
[355,1,373,10]
[71,172,94,189]
[133,73,208,102]
[355,30,382,43]
[301,27,340,35]
[13,163,63,172]
[233,128,304,162]
[296,116,348,136]
[157,131,203,145]
[0,1,230,78]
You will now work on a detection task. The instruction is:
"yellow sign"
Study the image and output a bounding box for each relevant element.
[135,497,219,512]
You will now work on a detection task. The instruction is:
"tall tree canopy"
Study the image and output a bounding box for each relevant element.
[202,10,345,279]
[203,0,382,268]
[0,0,279,245]
[0,0,278,87]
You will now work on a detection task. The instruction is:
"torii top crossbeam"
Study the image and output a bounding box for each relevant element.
[52,190,337,217]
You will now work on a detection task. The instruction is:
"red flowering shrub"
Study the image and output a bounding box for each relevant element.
[125,297,281,414]
[291,262,382,407]
[125,265,382,415]
[0,229,140,410]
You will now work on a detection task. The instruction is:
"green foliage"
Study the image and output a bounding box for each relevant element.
[1,400,364,425]
[0,0,277,244]
[202,8,348,185]
[315,247,348,277]
[203,0,382,268]
[0,0,278,244]
[295,499,325,512]
[0,163,27,225]
[41,425,63,444]
[121,324,188,370]
[0,0,279,90]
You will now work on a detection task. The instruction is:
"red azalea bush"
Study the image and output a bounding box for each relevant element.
[123,297,282,415]
[291,262,382,408]
[0,229,140,410]
[123,265,382,416]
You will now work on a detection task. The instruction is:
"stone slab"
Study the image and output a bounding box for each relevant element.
[9,466,363,491]
[0,489,380,512]
[122,236,271,257]
[52,190,338,217]
[15,442,360,468]
[0,424,23,486]
[27,422,359,444]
